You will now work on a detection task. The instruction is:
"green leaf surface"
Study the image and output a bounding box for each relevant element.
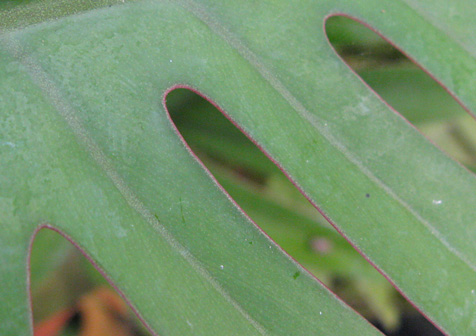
[1,0,475,335]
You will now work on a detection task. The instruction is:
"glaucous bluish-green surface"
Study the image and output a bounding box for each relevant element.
[1,0,475,335]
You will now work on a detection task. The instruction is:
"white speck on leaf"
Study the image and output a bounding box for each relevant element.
[220,265,224,270]
[432,200,442,205]
[319,311,322,315]
[169,59,173,63]
[2,141,15,148]
[116,227,127,238]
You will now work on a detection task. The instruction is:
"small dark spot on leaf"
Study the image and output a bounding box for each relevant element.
[179,197,185,223]
[293,271,301,280]
[154,213,159,221]
[249,241,253,245]
[365,193,370,198]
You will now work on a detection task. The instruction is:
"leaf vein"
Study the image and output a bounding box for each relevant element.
[179,0,476,274]
[0,33,269,336]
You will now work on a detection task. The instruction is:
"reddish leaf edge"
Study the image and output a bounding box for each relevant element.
[163,84,384,335]
[18,8,474,336]
[163,13,476,329]
[324,13,476,336]
[324,12,476,336]
[27,224,160,336]
[324,13,476,178]
[23,14,470,333]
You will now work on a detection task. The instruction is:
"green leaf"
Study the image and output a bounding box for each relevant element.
[1,1,475,335]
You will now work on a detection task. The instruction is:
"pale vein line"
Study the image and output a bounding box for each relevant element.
[400,0,476,60]
[0,34,268,336]
[180,0,476,273]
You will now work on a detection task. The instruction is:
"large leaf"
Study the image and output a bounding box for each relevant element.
[1,0,475,335]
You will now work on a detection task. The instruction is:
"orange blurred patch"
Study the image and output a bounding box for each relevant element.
[34,287,138,336]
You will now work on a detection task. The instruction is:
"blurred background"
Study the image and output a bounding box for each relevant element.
[32,16,476,336]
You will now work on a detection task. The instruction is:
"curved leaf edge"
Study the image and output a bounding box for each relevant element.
[323,12,476,336]
[164,83,387,334]
[27,224,159,336]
